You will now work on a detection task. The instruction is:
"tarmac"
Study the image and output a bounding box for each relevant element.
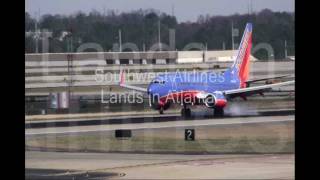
[25,113,294,136]
[25,94,295,179]
[26,151,294,179]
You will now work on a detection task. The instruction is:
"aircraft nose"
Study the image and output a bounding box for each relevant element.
[147,84,157,95]
[148,85,154,94]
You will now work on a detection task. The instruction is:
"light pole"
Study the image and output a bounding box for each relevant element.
[231,22,239,50]
[119,29,122,52]
[158,20,161,51]
[35,21,39,53]
[284,40,288,59]
[35,9,40,53]
[231,21,234,50]
[25,29,52,53]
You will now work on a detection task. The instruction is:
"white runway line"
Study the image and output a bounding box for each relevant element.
[26,115,294,136]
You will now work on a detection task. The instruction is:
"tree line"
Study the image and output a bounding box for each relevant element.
[25,9,294,60]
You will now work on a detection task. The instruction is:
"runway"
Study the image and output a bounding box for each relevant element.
[26,151,294,179]
[26,110,295,179]
[26,114,294,136]
[25,108,294,128]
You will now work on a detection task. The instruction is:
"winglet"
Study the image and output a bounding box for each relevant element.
[117,69,148,92]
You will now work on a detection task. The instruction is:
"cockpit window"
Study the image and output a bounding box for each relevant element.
[153,80,165,84]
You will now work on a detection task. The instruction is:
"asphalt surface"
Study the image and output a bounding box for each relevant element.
[25,168,117,180]
[25,151,294,179]
[25,109,294,129]
[25,101,295,179]
[26,114,294,136]
[25,109,295,179]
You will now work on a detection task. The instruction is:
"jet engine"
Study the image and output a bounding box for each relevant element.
[204,94,217,108]
[195,92,227,108]
[148,94,171,110]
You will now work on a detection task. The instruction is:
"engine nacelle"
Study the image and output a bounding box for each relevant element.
[196,92,227,108]
[204,94,217,108]
[149,94,171,110]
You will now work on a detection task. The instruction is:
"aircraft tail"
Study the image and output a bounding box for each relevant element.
[230,23,253,88]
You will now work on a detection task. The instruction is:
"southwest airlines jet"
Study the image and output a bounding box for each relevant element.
[119,23,294,117]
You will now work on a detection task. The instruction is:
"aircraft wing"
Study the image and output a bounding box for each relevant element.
[224,80,294,97]
[245,75,292,84]
[119,70,148,93]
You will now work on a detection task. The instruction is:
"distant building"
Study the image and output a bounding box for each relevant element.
[25,50,258,65]
[177,50,257,63]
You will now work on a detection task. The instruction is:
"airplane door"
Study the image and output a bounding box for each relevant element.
[170,78,178,93]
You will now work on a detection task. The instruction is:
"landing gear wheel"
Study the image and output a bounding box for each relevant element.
[181,108,191,118]
[159,107,164,114]
[214,108,224,117]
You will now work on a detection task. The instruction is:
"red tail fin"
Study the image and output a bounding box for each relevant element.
[239,34,252,88]
[231,23,253,88]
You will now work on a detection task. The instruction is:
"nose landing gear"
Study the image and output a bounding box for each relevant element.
[181,108,191,117]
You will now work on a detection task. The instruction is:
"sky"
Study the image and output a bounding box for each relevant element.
[26,0,294,22]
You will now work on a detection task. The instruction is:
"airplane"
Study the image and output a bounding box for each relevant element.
[118,23,294,117]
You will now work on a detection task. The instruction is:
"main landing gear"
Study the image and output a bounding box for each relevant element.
[213,107,224,117]
[181,104,191,118]
[159,107,164,114]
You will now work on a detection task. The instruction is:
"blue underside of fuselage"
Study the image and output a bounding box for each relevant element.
[147,68,241,98]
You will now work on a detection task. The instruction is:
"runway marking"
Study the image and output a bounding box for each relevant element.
[25,115,294,136]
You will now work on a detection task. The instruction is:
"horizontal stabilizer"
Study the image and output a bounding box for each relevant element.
[119,69,148,93]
